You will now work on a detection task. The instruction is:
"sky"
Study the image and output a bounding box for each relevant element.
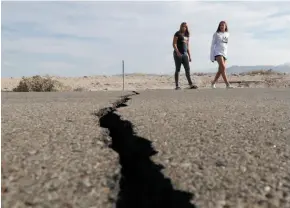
[1,1,290,77]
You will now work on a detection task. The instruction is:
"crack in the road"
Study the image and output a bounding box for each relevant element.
[94,91,196,208]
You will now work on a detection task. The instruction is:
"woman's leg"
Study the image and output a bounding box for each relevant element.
[212,56,221,85]
[182,54,194,86]
[216,56,230,86]
[211,57,221,88]
[212,70,221,84]
[173,52,182,89]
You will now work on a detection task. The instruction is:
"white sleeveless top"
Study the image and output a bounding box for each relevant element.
[210,32,229,62]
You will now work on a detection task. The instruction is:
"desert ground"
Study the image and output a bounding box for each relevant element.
[1,71,290,207]
[2,87,290,208]
[1,72,290,92]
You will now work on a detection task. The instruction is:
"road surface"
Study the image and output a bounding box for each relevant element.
[2,88,290,208]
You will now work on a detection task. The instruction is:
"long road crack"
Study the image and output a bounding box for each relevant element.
[94,91,196,208]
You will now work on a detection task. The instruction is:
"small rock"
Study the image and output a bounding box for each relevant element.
[218,200,226,206]
[265,193,273,199]
[8,176,14,181]
[48,191,59,201]
[181,162,191,168]
[171,162,178,167]
[216,160,226,167]
[240,166,247,172]
[24,201,34,206]
[278,182,283,188]
[198,164,203,170]
[28,150,38,155]
[195,171,203,176]
[82,177,91,187]
[264,186,271,192]
[66,118,73,122]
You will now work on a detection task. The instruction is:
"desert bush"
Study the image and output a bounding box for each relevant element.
[73,87,88,92]
[240,69,281,76]
[263,76,290,88]
[13,75,69,92]
[231,73,239,77]
[193,72,209,76]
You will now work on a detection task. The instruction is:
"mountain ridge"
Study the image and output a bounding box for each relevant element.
[226,63,290,74]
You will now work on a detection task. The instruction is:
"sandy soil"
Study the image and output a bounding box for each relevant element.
[2,73,290,92]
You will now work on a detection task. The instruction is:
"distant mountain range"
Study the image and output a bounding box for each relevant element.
[226,63,290,74]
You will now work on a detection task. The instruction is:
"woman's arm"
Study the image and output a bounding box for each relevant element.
[173,35,182,56]
[210,33,217,62]
[187,38,191,61]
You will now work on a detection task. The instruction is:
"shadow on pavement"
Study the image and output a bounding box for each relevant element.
[98,102,196,208]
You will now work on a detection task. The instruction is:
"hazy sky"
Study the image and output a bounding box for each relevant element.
[2,1,290,77]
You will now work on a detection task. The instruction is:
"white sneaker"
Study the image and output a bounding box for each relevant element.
[226,84,234,89]
[211,83,216,89]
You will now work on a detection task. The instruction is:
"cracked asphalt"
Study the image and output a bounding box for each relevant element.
[2,88,290,208]
[1,91,130,208]
[117,88,290,208]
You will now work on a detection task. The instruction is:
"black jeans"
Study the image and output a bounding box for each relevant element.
[173,52,193,86]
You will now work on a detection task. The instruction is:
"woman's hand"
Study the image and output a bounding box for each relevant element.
[177,51,182,57]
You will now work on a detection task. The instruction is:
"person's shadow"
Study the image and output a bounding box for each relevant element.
[98,102,196,208]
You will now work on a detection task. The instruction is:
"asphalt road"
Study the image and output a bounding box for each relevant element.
[2,89,290,208]
[1,91,130,208]
[115,88,290,208]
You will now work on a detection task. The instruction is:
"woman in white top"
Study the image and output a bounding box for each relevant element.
[210,21,233,89]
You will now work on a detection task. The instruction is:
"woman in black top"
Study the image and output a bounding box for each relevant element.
[172,22,198,90]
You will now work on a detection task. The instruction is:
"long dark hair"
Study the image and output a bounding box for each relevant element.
[216,21,228,32]
[179,22,190,37]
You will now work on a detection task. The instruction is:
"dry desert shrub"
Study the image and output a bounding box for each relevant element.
[73,87,88,92]
[193,72,209,76]
[197,76,212,87]
[13,75,71,92]
[263,76,290,88]
[240,69,282,76]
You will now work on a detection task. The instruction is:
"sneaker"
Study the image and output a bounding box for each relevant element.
[211,82,216,89]
[175,86,181,90]
[226,84,234,89]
